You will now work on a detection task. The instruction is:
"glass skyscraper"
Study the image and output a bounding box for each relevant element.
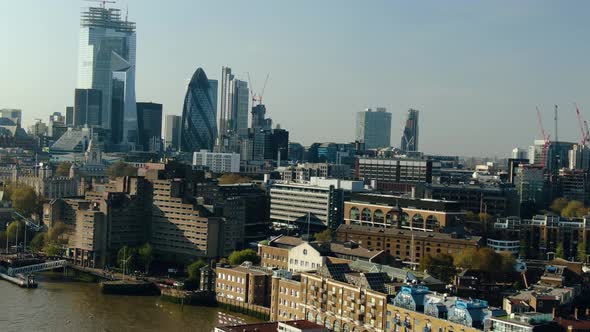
[137,102,163,152]
[400,109,419,152]
[77,6,137,146]
[181,68,218,152]
[356,108,392,149]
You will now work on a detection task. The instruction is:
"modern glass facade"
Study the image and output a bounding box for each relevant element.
[356,108,392,150]
[74,89,102,127]
[164,115,181,150]
[400,109,419,152]
[77,7,137,146]
[181,68,218,152]
[137,102,163,151]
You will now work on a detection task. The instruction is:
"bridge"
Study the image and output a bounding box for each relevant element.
[7,260,68,276]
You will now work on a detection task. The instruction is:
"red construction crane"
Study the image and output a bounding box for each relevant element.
[575,103,588,146]
[246,72,270,106]
[536,107,551,169]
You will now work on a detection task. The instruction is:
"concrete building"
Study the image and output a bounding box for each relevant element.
[280,163,350,182]
[269,178,364,230]
[516,164,545,204]
[356,108,392,150]
[559,168,587,203]
[356,157,440,192]
[512,147,529,160]
[193,150,240,173]
[425,183,518,217]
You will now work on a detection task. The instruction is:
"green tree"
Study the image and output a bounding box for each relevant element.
[29,232,46,253]
[314,229,332,243]
[138,242,154,273]
[577,241,587,263]
[55,162,72,177]
[187,259,207,280]
[550,197,569,214]
[117,246,138,273]
[218,173,252,184]
[47,221,68,244]
[10,185,39,217]
[561,201,587,218]
[555,242,565,259]
[419,253,456,283]
[43,242,61,257]
[454,247,511,272]
[107,161,138,179]
[6,221,25,246]
[228,249,259,265]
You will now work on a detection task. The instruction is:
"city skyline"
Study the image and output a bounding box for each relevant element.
[1,1,590,156]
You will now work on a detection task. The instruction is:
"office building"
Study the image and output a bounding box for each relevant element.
[516,164,545,204]
[193,150,240,173]
[215,263,273,307]
[280,163,350,182]
[219,66,234,138]
[251,104,271,130]
[229,79,249,137]
[356,108,391,150]
[77,6,137,144]
[164,115,181,150]
[559,168,587,203]
[344,193,465,232]
[400,109,419,152]
[65,106,74,127]
[336,224,481,263]
[181,68,218,152]
[136,102,163,152]
[355,156,440,191]
[269,177,364,230]
[425,183,518,216]
[0,109,22,126]
[74,88,102,127]
[512,147,529,160]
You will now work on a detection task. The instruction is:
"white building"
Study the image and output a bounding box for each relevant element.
[511,147,528,160]
[287,242,327,273]
[192,150,240,173]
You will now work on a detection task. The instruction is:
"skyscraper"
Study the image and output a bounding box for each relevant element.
[77,6,137,145]
[355,108,392,149]
[164,115,181,151]
[219,66,234,137]
[74,89,102,127]
[65,106,74,127]
[229,79,249,137]
[181,68,218,152]
[218,66,249,147]
[137,102,163,151]
[0,109,22,126]
[400,109,419,152]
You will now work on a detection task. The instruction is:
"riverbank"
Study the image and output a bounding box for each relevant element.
[0,273,260,332]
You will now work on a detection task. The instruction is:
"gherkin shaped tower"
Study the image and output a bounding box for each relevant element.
[181,68,218,152]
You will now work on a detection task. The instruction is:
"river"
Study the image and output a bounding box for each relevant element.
[0,273,258,332]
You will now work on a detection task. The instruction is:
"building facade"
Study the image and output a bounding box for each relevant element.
[400,109,419,152]
[164,115,181,151]
[136,102,163,152]
[356,108,392,150]
[181,68,218,152]
[193,150,240,173]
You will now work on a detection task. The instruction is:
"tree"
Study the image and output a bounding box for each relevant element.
[10,185,39,217]
[453,247,511,272]
[419,253,456,283]
[228,249,259,265]
[550,198,569,215]
[138,242,154,273]
[577,241,587,263]
[561,201,587,218]
[499,252,517,272]
[314,229,332,243]
[555,242,565,259]
[29,232,46,253]
[107,161,137,179]
[55,162,72,177]
[187,259,207,280]
[47,221,67,244]
[6,221,25,246]
[218,173,252,184]
[43,242,61,257]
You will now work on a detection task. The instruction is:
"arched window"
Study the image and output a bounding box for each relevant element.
[386,211,398,224]
[373,209,384,224]
[426,215,439,230]
[325,318,332,329]
[361,208,372,222]
[412,213,424,229]
[349,207,360,221]
[316,314,322,324]
[333,321,341,332]
[401,212,410,227]
[307,312,314,321]
[343,324,350,332]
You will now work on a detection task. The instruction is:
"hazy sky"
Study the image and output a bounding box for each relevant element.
[1,0,590,157]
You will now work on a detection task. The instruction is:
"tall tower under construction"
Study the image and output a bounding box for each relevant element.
[400,109,419,152]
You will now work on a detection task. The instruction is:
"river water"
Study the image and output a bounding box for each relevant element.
[0,273,258,332]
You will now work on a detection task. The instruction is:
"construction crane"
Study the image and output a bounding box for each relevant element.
[536,107,551,169]
[84,0,116,9]
[575,103,588,146]
[245,72,270,106]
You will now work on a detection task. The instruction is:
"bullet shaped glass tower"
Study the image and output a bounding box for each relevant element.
[77,6,137,146]
[181,68,218,152]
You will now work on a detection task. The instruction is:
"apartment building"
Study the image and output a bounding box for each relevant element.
[355,157,440,192]
[215,263,273,307]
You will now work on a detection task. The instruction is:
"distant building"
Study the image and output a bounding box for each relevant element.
[280,163,350,182]
[74,88,102,127]
[181,68,218,152]
[512,147,528,160]
[164,115,181,151]
[516,164,545,204]
[65,106,74,127]
[400,109,419,152]
[0,109,22,126]
[356,156,440,192]
[425,183,518,216]
[356,108,391,149]
[136,102,163,152]
[192,150,240,173]
[269,177,364,230]
[288,142,305,161]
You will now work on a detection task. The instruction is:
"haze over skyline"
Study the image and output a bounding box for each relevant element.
[1,0,590,157]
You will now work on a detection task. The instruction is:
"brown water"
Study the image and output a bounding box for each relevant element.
[0,273,257,332]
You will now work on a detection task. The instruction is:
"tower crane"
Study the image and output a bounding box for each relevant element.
[536,107,551,170]
[246,72,270,106]
[575,103,589,146]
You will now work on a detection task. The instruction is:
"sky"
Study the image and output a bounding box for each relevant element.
[1,0,590,157]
